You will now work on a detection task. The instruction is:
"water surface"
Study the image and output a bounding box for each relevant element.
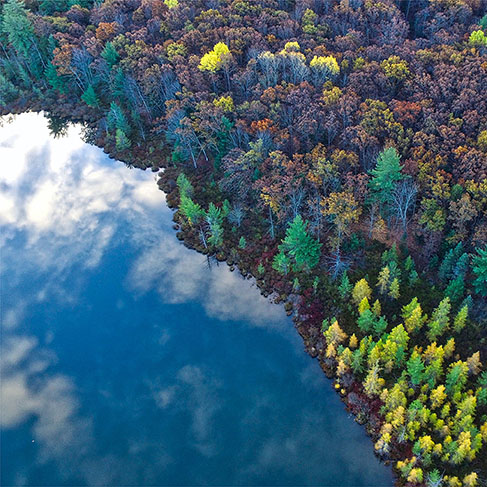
[0,113,393,486]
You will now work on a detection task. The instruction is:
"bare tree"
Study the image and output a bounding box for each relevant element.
[391,179,418,234]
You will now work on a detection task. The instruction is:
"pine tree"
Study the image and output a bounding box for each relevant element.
[179,195,204,225]
[1,0,35,59]
[427,297,451,341]
[101,41,119,67]
[453,304,468,333]
[472,246,487,296]
[276,215,321,271]
[115,128,131,151]
[352,278,372,307]
[407,351,425,386]
[272,251,290,274]
[377,266,391,294]
[81,84,99,107]
[358,309,376,333]
[445,361,468,396]
[368,148,405,205]
[338,271,352,298]
[388,277,400,299]
[445,275,464,304]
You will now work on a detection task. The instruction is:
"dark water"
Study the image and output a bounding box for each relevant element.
[0,113,393,486]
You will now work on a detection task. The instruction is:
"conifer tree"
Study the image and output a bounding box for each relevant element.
[275,215,321,271]
[368,148,405,205]
[472,246,487,296]
[352,278,372,306]
[81,84,98,107]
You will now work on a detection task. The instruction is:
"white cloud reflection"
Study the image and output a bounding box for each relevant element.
[0,112,285,329]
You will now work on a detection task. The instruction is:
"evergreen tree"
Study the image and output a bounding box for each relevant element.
[179,195,204,225]
[407,351,425,386]
[115,128,131,151]
[368,148,405,205]
[453,304,468,333]
[101,41,119,68]
[338,271,352,298]
[358,309,376,333]
[276,215,321,271]
[388,277,400,299]
[1,0,35,58]
[81,84,98,107]
[272,251,290,274]
[472,246,487,296]
[445,275,465,303]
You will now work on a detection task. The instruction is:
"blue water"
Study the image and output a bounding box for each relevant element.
[0,113,393,486]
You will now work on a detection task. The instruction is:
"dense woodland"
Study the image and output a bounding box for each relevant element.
[1,0,487,485]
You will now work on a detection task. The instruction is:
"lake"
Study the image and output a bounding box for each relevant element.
[0,113,393,486]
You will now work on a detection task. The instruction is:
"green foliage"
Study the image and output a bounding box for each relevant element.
[177,173,193,197]
[272,250,290,274]
[115,128,131,151]
[368,148,405,205]
[179,195,204,225]
[1,0,35,58]
[276,215,321,272]
[407,351,425,386]
[338,271,352,298]
[472,246,487,296]
[108,102,130,134]
[101,42,119,68]
[81,84,98,107]
[468,29,487,46]
[238,236,246,249]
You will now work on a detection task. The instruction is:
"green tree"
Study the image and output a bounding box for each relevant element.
[275,215,321,271]
[1,0,35,58]
[81,85,98,107]
[338,271,352,298]
[177,173,193,197]
[115,128,131,151]
[101,41,119,68]
[407,351,425,386]
[472,247,487,296]
[179,195,204,225]
[453,304,468,333]
[272,251,290,274]
[368,147,405,205]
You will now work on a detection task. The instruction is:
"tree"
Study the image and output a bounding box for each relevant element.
[445,361,468,396]
[275,215,321,271]
[115,128,131,151]
[81,84,98,107]
[472,247,487,296]
[338,271,352,298]
[179,195,204,225]
[368,147,405,206]
[309,55,339,86]
[1,0,36,59]
[469,30,487,47]
[352,278,372,307]
[199,42,230,73]
[453,305,468,333]
[321,191,361,250]
[101,42,119,68]
[407,351,425,386]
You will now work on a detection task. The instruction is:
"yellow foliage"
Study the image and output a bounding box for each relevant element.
[213,95,234,112]
[199,42,230,73]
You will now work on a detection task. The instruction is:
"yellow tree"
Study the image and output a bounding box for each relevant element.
[352,278,372,307]
[321,191,361,250]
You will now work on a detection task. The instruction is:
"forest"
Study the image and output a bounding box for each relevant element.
[1,0,486,485]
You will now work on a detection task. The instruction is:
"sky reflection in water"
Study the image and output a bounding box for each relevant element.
[0,113,393,486]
